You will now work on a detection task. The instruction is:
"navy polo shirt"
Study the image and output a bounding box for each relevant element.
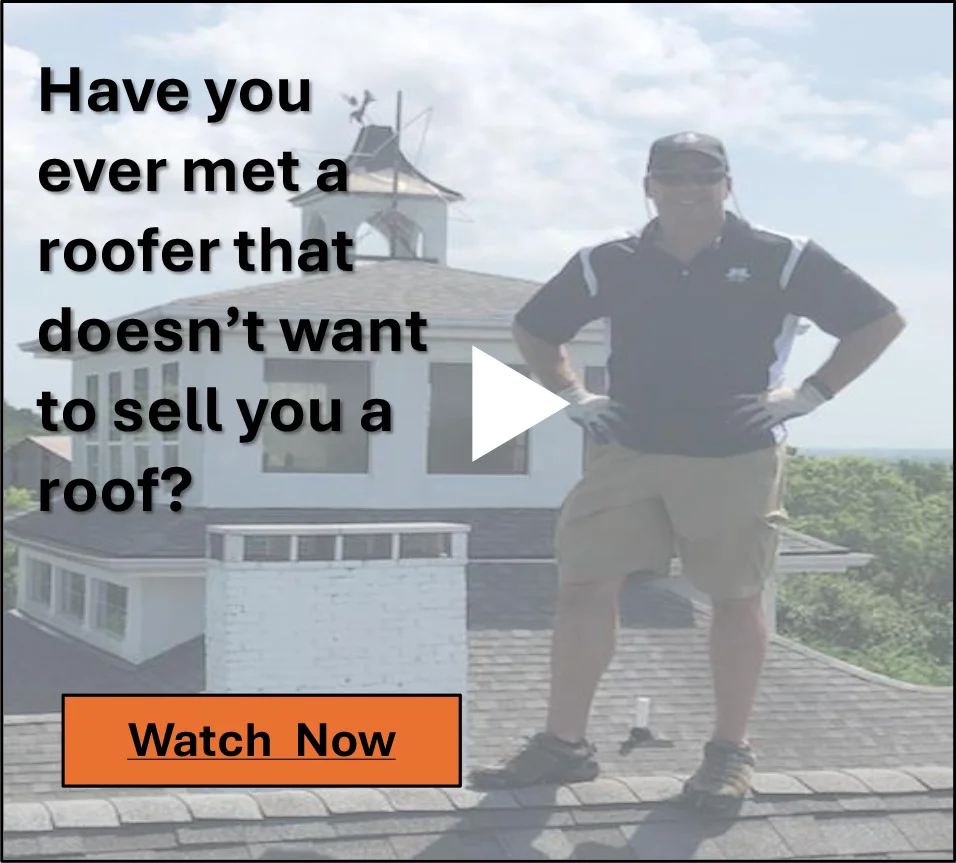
[514,213,898,457]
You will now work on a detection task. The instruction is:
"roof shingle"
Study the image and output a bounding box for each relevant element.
[17,262,546,359]
[2,770,952,860]
[4,554,951,859]
[5,506,848,561]
[5,566,951,802]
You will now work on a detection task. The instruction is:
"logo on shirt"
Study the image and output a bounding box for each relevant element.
[725,267,751,283]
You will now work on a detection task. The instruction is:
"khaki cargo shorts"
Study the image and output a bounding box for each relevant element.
[555,441,788,601]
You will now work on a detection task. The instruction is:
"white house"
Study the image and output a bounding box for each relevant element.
[6,119,870,671]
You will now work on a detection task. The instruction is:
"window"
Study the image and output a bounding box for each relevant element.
[134,444,150,478]
[93,579,128,637]
[243,535,292,562]
[161,362,180,469]
[297,535,336,561]
[133,368,150,473]
[108,372,122,442]
[399,533,452,559]
[86,444,100,484]
[85,374,100,481]
[56,569,85,622]
[26,559,52,606]
[342,533,392,560]
[161,362,179,401]
[427,362,529,474]
[108,371,122,476]
[163,444,180,471]
[86,374,100,418]
[261,359,371,474]
[133,368,149,434]
[109,443,123,479]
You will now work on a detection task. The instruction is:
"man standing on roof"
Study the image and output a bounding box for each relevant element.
[468,132,906,806]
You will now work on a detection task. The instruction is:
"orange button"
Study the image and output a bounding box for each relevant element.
[63,694,461,787]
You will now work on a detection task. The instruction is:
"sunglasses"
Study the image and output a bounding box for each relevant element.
[649,169,727,186]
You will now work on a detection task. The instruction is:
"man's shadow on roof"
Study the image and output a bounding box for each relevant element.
[252,784,744,860]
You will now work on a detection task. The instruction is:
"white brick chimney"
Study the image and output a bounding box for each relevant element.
[204,523,469,699]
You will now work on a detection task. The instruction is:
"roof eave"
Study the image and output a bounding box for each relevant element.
[18,311,600,356]
[6,532,870,574]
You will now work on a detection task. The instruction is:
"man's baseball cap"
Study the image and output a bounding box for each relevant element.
[646,132,730,172]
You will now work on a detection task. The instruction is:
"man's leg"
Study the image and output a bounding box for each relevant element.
[465,577,621,789]
[666,445,787,804]
[673,590,768,806]
[709,593,769,745]
[546,576,627,744]
[467,443,671,789]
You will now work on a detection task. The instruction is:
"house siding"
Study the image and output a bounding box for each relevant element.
[15,547,141,663]
[137,575,206,662]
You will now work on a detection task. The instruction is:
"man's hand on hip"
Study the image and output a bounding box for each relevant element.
[558,384,629,445]
[730,379,830,434]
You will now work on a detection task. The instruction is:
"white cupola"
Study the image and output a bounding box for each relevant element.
[289,101,463,266]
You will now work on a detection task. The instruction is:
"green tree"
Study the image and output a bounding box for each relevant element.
[3,486,36,610]
[778,456,953,686]
[785,456,952,603]
[898,459,954,497]
[3,399,43,451]
[778,573,952,686]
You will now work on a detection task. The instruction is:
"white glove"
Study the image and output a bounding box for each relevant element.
[730,379,831,434]
[557,384,629,445]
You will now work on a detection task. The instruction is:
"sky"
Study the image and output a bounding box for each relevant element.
[3,2,953,450]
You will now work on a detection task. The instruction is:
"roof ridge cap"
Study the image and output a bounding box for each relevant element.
[770,632,956,694]
[679,594,954,694]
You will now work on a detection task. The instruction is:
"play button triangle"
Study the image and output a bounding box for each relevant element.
[471,346,570,461]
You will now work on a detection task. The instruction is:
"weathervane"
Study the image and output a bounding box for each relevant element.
[341,89,376,126]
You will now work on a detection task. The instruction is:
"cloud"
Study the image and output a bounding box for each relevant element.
[694,3,810,30]
[864,118,953,199]
[916,74,954,107]
[875,73,953,110]
[2,2,72,17]
[2,2,952,284]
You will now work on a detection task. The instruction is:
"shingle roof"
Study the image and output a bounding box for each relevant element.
[6,563,952,780]
[3,766,953,860]
[4,506,850,561]
[4,563,952,858]
[17,261,546,357]
[176,260,541,318]
[22,436,72,460]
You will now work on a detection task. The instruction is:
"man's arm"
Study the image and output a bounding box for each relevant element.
[511,247,604,395]
[732,240,906,432]
[805,309,907,398]
[782,239,906,399]
[512,249,629,443]
[512,320,583,394]
[513,318,627,444]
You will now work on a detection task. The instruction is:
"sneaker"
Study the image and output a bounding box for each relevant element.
[467,732,600,789]
[681,739,756,807]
